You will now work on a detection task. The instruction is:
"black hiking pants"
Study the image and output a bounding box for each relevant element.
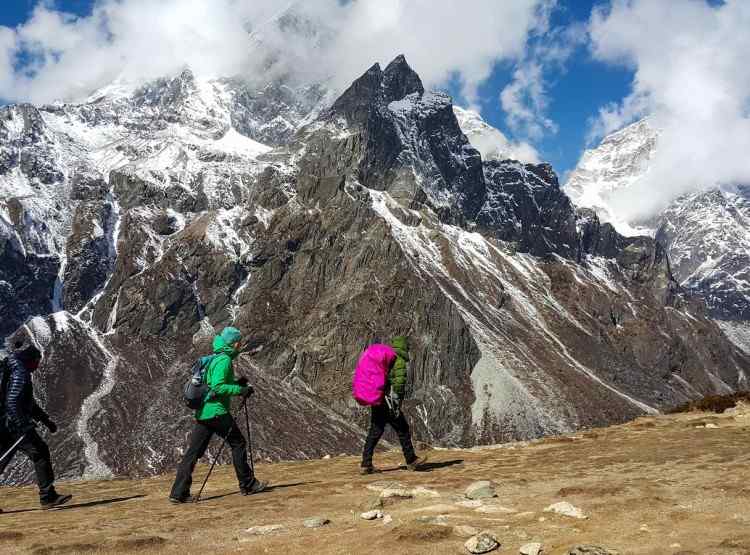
[0,427,56,502]
[170,414,253,500]
[361,403,417,468]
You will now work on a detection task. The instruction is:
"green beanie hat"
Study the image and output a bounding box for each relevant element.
[220,326,242,345]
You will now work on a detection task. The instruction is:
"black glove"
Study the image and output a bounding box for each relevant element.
[387,392,402,418]
[240,386,254,398]
[236,376,249,387]
[44,419,58,434]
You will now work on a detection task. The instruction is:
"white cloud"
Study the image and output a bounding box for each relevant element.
[454,106,540,164]
[0,0,550,108]
[588,0,750,221]
[500,21,585,140]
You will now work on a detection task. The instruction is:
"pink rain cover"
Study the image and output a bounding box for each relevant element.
[352,344,397,406]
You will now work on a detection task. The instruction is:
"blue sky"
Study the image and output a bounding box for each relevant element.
[0,0,634,178]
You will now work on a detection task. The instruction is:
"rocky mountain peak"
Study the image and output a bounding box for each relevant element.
[331,55,424,127]
[382,54,425,102]
[1,56,748,487]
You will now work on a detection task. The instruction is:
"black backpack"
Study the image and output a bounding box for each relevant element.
[182,355,217,410]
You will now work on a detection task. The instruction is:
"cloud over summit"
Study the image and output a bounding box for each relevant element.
[588,0,750,220]
[0,0,547,105]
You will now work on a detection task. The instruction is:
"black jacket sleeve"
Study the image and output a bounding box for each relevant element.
[31,400,49,424]
[5,358,33,431]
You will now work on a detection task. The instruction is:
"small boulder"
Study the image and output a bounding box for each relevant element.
[383,514,393,525]
[322,454,332,459]
[465,532,500,554]
[303,517,330,528]
[520,542,543,555]
[360,510,384,520]
[544,501,588,520]
[465,481,497,500]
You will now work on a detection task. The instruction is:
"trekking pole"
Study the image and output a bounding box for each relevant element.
[0,434,26,467]
[194,434,229,503]
[242,397,255,474]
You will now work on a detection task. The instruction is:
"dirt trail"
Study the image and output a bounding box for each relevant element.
[2,407,750,554]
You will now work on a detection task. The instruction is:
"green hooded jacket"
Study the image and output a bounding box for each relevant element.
[388,336,409,398]
[195,335,244,421]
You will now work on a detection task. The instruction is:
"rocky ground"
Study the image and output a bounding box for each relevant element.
[2,405,750,554]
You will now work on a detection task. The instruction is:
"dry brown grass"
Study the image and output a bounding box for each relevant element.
[2,407,750,554]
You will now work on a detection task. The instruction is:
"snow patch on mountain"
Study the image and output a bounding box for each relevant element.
[453,106,539,164]
[565,118,658,236]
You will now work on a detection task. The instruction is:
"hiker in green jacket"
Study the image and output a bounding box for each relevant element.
[169,327,266,503]
[361,336,427,474]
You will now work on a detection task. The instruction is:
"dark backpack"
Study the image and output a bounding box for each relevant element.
[182,355,217,410]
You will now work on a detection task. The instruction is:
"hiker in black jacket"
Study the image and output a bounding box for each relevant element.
[0,340,71,511]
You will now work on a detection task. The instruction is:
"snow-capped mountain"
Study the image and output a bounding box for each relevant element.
[453,107,538,164]
[565,118,658,236]
[656,186,750,321]
[565,117,750,330]
[2,56,747,485]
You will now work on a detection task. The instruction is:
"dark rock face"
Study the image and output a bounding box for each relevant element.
[331,55,485,222]
[0,233,57,338]
[2,56,749,486]
[62,200,116,313]
[478,160,578,258]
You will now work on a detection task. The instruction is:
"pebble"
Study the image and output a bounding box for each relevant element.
[465,532,500,554]
[360,510,384,520]
[244,524,285,535]
[520,542,543,555]
[303,517,330,528]
[543,501,588,520]
[466,481,497,500]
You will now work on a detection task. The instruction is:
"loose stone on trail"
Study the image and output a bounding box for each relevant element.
[465,481,497,500]
[465,532,500,554]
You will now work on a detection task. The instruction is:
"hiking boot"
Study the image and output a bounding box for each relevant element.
[240,479,267,496]
[359,465,380,475]
[406,455,428,471]
[169,495,198,504]
[41,493,72,510]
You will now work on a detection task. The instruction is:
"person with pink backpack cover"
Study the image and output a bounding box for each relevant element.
[352,336,427,474]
